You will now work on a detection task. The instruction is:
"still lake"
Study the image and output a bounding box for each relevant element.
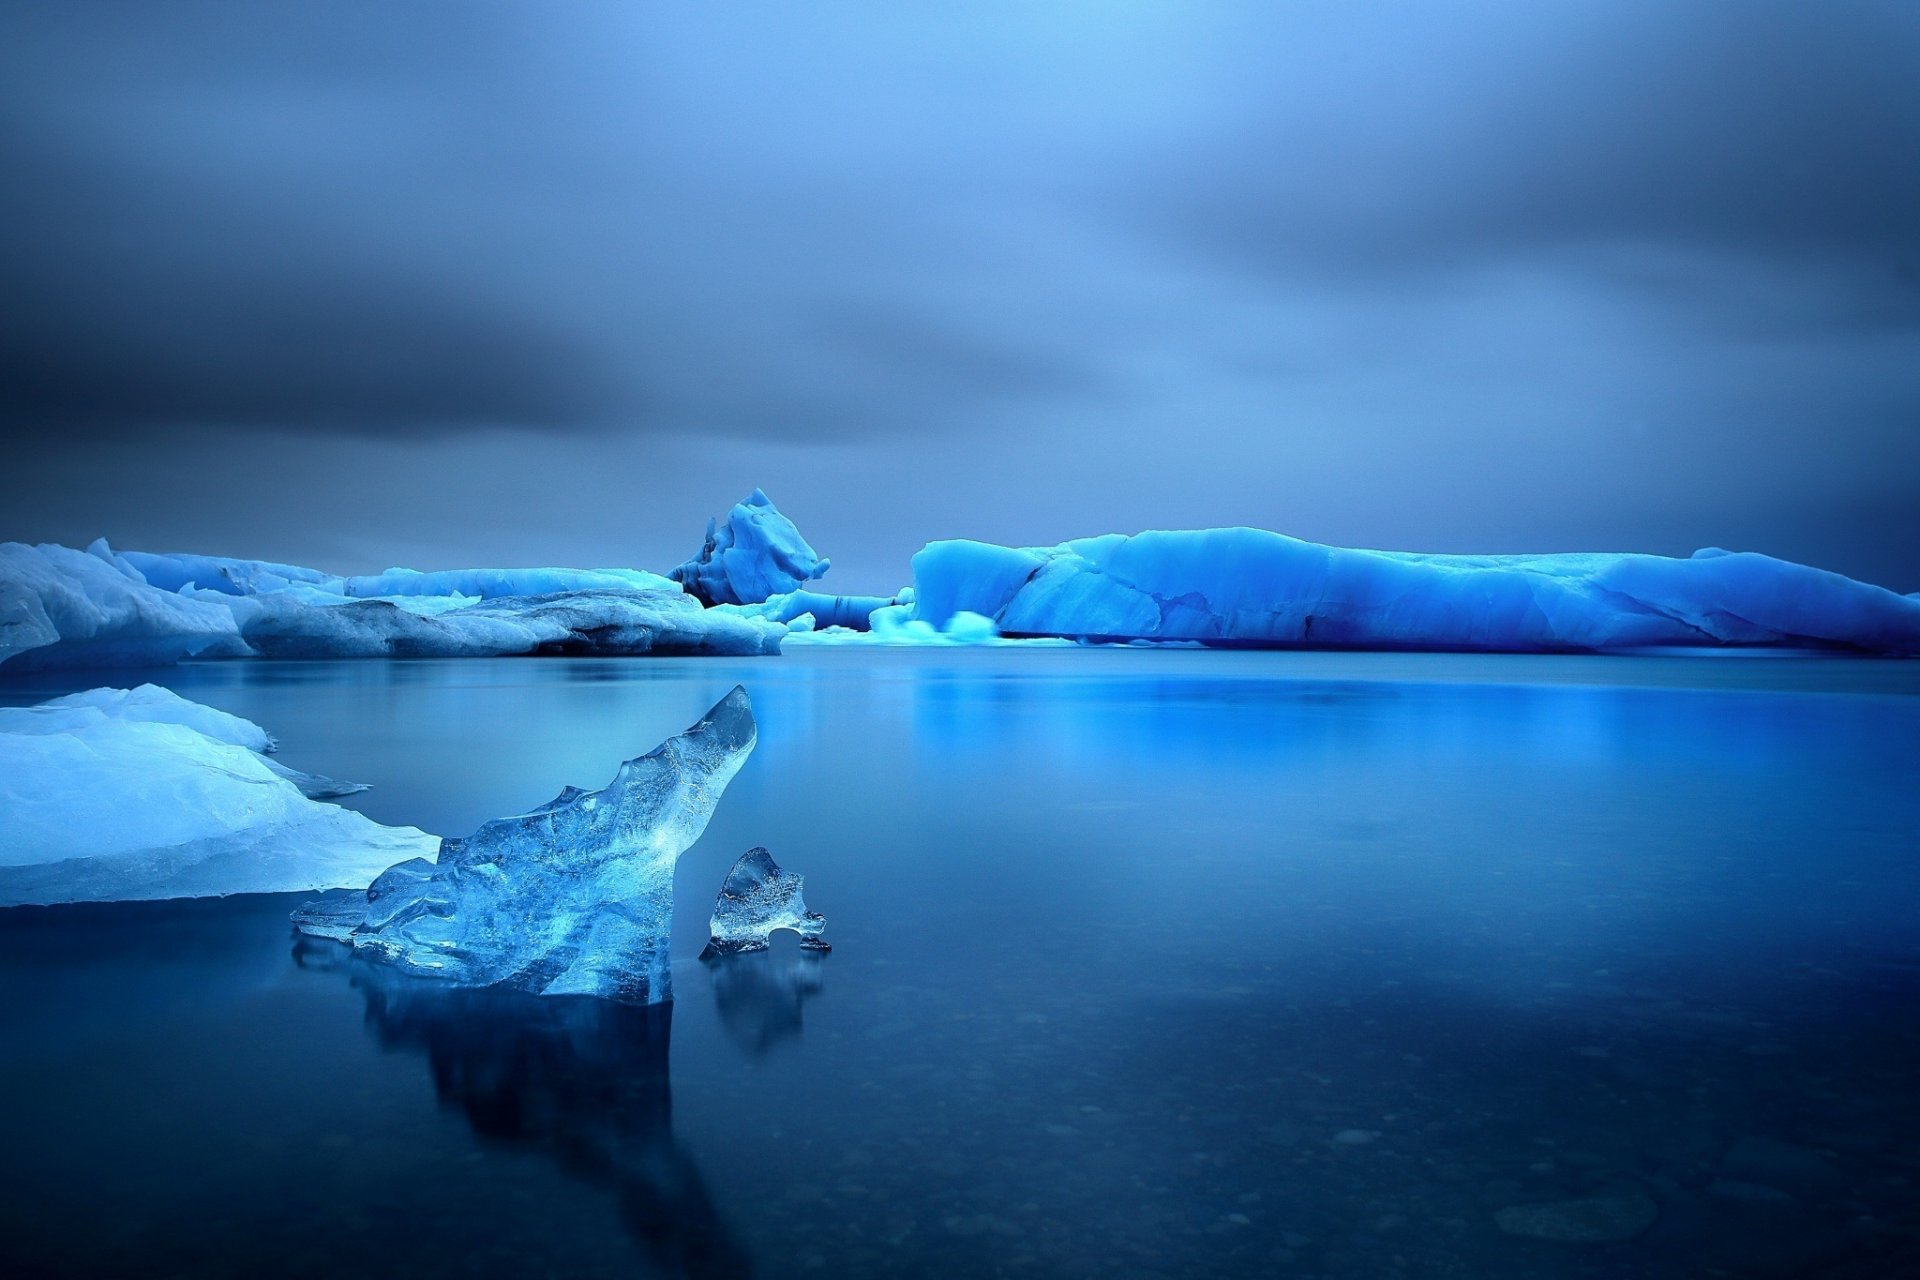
[2,649,1917,1278]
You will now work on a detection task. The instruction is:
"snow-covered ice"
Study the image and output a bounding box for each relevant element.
[907,531,1920,654]
[670,489,830,606]
[0,686,435,906]
[700,847,829,958]
[294,686,759,1004]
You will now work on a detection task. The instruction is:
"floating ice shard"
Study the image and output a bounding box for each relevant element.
[700,847,829,958]
[0,686,432,906]
[294,687,758,1004]
[670,489,830,606]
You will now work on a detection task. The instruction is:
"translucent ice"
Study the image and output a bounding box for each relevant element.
[670,489,830,606]
[909,530,1920,654]
[700,847,829,958]
[294,687,759,1004]
[0,686,434,906]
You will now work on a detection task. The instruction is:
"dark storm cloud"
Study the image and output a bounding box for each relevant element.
[1,1,1916,586]
[1133,3,1920,324]
[0,1,1117,440]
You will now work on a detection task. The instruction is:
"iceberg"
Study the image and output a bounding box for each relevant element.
[226,588,781,659]
[0,686,435,906]
[0,541,248,669]
[670,489,830,606]
[907,531,1920,654]
[699,847,829,958]
[1,539,784,669]
[119,549,678,600]
[294,687,758,1004]
[735,587,902,631]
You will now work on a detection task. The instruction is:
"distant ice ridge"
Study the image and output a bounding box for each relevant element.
[0,540,783,670]
[700,847,829,957]
[0,685,436,907]
[294,687,758,1004]
[671,489,830,606]
[906,532,1920,654]
[728,588,1069,646]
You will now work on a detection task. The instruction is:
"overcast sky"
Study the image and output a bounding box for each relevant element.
[3,1,1917,592]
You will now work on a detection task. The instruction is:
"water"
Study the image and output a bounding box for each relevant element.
[2,649,1917,1278]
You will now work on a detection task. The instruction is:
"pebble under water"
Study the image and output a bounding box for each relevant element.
[1,649,1916,1279]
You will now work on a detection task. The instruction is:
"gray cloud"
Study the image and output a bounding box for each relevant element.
[1,1,1916,588]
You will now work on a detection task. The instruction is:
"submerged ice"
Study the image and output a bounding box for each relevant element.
[294,687,759,1004]
[700,847,829,958]
[0,685,435,906]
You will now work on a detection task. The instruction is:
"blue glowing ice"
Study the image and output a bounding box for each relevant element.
[700,847,829,958]
[670,489,829,606]
[908,530,1920,654]
[294,687,758,1004]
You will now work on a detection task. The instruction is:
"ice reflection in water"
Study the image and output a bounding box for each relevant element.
[706,946,826,1058]
[297,936,751,1280]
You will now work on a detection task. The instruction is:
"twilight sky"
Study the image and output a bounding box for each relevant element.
[3,1,1917,593]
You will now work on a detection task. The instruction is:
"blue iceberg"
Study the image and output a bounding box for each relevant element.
[1,539,783,670]
[736,587,902,631]
[0,542,249,669]
[670,489,829,606]
[699,847,829,958]
[294,687,758,1004]
[907,530,1920,654]
[0,686,435,906]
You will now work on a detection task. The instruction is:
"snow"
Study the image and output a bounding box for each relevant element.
[700,847,829,957]
[907,530,1920,654]
[670,489,830,605]
[294,686,759,1004]
[0,686,436,906]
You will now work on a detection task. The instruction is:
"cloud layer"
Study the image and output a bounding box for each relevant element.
[4,2,1916,588]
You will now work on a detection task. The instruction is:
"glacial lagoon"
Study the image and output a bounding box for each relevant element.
[2,648,1917,1278]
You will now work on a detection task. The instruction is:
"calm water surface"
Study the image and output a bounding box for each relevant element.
[1,649,1917,1278]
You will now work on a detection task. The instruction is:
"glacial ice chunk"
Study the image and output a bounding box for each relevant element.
[121,550,677,600]
[700,847,829,958]
[0,541,247,669]
[226,587,782,659]
[670,489,830,606]
[0,687,435,906]
[908,530,1920,654]
[3,539,782,670]
[733,588,902,631]
[294,687,759,1004]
